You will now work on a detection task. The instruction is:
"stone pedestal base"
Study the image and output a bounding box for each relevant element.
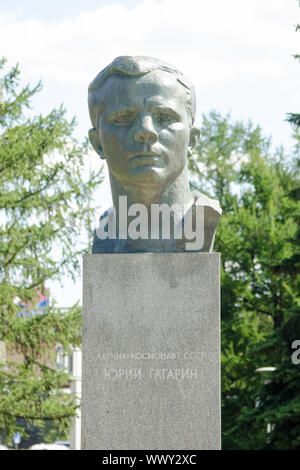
[82,253,220,450]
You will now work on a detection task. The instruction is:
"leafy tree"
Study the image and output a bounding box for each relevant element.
[0,57,103,443]
[189,111,300,449]
[286,22,300,127]
[246,15,300,448]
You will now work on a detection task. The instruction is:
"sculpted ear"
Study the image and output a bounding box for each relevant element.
[188,127,200,156]
[89,128,105,160]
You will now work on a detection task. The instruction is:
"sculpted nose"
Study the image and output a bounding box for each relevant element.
[134,116,158,143]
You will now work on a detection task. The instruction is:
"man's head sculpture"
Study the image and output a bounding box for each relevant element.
[88,56,221,253]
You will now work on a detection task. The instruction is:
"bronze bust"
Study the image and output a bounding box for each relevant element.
[88,56,221,253]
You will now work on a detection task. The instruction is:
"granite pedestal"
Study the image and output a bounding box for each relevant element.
[81,253,220,450]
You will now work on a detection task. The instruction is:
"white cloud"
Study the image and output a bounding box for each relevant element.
[0,0,298,88]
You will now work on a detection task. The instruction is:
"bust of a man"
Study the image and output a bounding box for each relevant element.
[88,56,221,253]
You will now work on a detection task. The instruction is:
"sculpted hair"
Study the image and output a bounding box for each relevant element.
[88,55,196,128]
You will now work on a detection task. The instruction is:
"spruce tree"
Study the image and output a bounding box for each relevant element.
[0,57,103,443]
[189,111,300,449]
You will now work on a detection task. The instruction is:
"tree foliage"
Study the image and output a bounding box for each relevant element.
[286,18,300,127]
[0,57,103,443]
[189,110,300,449]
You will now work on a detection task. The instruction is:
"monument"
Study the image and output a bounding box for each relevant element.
[82,56,222,450]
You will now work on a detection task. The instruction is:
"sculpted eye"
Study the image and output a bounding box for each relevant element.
[155,111,177,123]
[110,111,135,124]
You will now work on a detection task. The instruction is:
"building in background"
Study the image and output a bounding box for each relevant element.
[55,344,82,450]
[17,287,50,318]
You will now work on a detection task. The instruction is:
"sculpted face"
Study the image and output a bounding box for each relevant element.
[93,70,195,190]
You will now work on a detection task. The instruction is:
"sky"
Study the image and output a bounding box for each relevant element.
[1,0,299,306]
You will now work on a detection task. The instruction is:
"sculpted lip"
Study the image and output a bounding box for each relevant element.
[128,152,164,167]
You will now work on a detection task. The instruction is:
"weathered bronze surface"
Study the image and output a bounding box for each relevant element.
[88,56,221,253]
